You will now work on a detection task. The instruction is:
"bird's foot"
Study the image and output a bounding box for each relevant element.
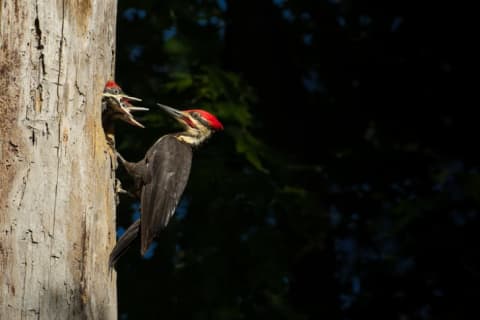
[115,178,136,198]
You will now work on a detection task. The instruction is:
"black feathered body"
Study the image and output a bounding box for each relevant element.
[110,135,192,266]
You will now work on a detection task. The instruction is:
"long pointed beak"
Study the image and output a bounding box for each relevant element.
[120,115,145,128]
[126,106,149,112]
[102,92,143,102]
[119,100,148,128]
[120,95,142,102]
[156,103,185,120]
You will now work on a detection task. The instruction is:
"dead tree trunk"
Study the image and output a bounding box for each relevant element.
[1,1,118,319]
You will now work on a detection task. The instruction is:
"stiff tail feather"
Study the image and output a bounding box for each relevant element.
[109,219,141,268]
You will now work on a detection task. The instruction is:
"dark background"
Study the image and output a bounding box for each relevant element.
[112,0,477,319]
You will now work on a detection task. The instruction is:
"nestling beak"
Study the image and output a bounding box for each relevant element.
[102,92,142,102]
[102,93,148,128]
[119,100,149,128]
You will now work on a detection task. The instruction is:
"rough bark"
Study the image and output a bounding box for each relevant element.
[1,1,118,319]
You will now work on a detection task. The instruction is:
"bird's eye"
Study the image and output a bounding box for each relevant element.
[189,111,218,129]
[192,112,206,122]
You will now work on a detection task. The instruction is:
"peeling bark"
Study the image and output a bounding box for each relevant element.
[1,1,118,319]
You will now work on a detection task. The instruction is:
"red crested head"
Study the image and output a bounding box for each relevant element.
[105,80,120,88]
[186,109,224,131]
[104,80,122,93]
[156,103,223,146]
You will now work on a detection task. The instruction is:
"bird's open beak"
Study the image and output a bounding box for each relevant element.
[102,92,142,102]
[157,103,185,120]
[102,91,148,128]
[119,100,149,128]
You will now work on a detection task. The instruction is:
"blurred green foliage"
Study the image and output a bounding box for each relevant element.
[112,0,476,319]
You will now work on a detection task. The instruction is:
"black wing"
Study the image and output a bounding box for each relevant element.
[140,135,192,254]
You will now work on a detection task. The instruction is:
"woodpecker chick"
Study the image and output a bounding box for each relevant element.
[102,80,148,129]
[109,104,223,267]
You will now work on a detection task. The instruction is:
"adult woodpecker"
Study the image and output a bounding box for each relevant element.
[102,80,148,130]
[109,103,223,267]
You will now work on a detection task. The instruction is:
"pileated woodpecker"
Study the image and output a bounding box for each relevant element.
[109,103,223,267]
[102,80,148,129]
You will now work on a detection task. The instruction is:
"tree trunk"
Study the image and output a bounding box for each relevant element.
[1,1,118,319]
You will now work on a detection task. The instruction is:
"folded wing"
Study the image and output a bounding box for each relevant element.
[140,135,193,254]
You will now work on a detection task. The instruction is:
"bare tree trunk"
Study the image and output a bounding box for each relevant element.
[1,1,118,319]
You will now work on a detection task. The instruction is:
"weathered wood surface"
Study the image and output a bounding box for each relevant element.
[1,1,118,319]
